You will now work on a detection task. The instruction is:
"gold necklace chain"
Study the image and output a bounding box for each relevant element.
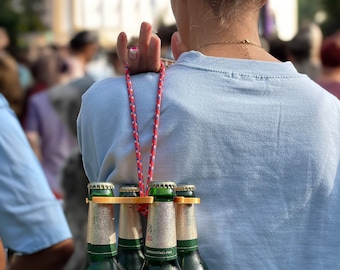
[197,39,264,59]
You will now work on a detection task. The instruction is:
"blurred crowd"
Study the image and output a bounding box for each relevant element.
[0,22,176,270]
[1,19,340,269]
[268,22,340,98]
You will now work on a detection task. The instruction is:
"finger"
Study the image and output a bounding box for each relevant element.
[117,32,128,65]
[138,22,153,71]
[171,31,188,60]
[147,34,161,72]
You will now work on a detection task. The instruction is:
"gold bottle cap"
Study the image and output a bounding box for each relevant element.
[175,184,196,192]
[87,182,115,190]
[119,185,139,193]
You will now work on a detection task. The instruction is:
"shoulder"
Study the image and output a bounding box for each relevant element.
[28,90,49,106]
[81,73,160,107]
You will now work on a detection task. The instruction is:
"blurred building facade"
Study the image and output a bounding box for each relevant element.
[269,0,298,41]
[21,0,297,49]
[46,0,175,47]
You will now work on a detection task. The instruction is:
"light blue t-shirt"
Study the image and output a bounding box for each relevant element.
[0,94,72,254]
[78,51,340,269]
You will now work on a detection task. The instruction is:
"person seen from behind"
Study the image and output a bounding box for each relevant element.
[286,22,323,80]
[78,0,340,269]
[24,30,98,199]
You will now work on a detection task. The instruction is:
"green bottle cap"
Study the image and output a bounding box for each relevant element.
[87,182,115,199]
[148,181,177,199]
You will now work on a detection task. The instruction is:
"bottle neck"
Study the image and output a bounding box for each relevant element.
[176,204,199,253]
[87,200,117,261]
[118,203,143,249]
[144,201,177,261]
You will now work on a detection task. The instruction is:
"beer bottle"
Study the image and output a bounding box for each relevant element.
[141,181,182,270]
[83,182,122,270]
[116,185,144,269]
[175,185,209,270]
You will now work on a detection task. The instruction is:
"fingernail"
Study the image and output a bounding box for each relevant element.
[129,47,138,59]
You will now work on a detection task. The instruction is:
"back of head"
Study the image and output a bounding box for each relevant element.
[69,30,98,54]
[320,32,340,68]
[287,23,323,62]
[0,53,23,116]
[211,0,265,22]
[30,49,61,87]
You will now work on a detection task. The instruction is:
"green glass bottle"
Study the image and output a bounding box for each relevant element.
[83,182,122,270]
[175,185,209,270]
[116,185,144,270]
[141,181,182,270]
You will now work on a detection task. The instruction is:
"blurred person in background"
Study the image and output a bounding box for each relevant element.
[51,45,125,270]
[65,30,99,80]
[27,47,63,97]
[23,85,78,199]
[59,150,89,270]
[21,46,68,127]
[0,27,24,119]
[315,31,340,99]
[30,31,99,269]
[286,22,323,80]
[0,91,74,269]
[23,30,98,199]
[79,0,340,268]
[268,36,288,62]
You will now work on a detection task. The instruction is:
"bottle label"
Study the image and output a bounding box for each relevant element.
[144,246,178,261]
[177,239,199,254]
[87,243,118,257]
[176,204,198,241]
[118,204,143,240]
[87,202,117,245]
[118,238,143,249]
[145,201,177,260]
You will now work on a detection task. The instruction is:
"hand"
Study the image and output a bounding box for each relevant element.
[8,239,74,270]
[117,22,161,74]
[117,22,188,74]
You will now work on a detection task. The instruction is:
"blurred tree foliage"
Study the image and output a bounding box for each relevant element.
[0,0,46,52]
[298,0,340,36]
[298,0,323,25]
[320,0,340,36]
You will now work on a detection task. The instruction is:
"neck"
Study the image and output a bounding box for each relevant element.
[176,0,277,61]
[187,1,261,50]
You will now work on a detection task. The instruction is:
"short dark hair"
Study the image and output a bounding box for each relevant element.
[157,24,177,46]
[69,30,98,52]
